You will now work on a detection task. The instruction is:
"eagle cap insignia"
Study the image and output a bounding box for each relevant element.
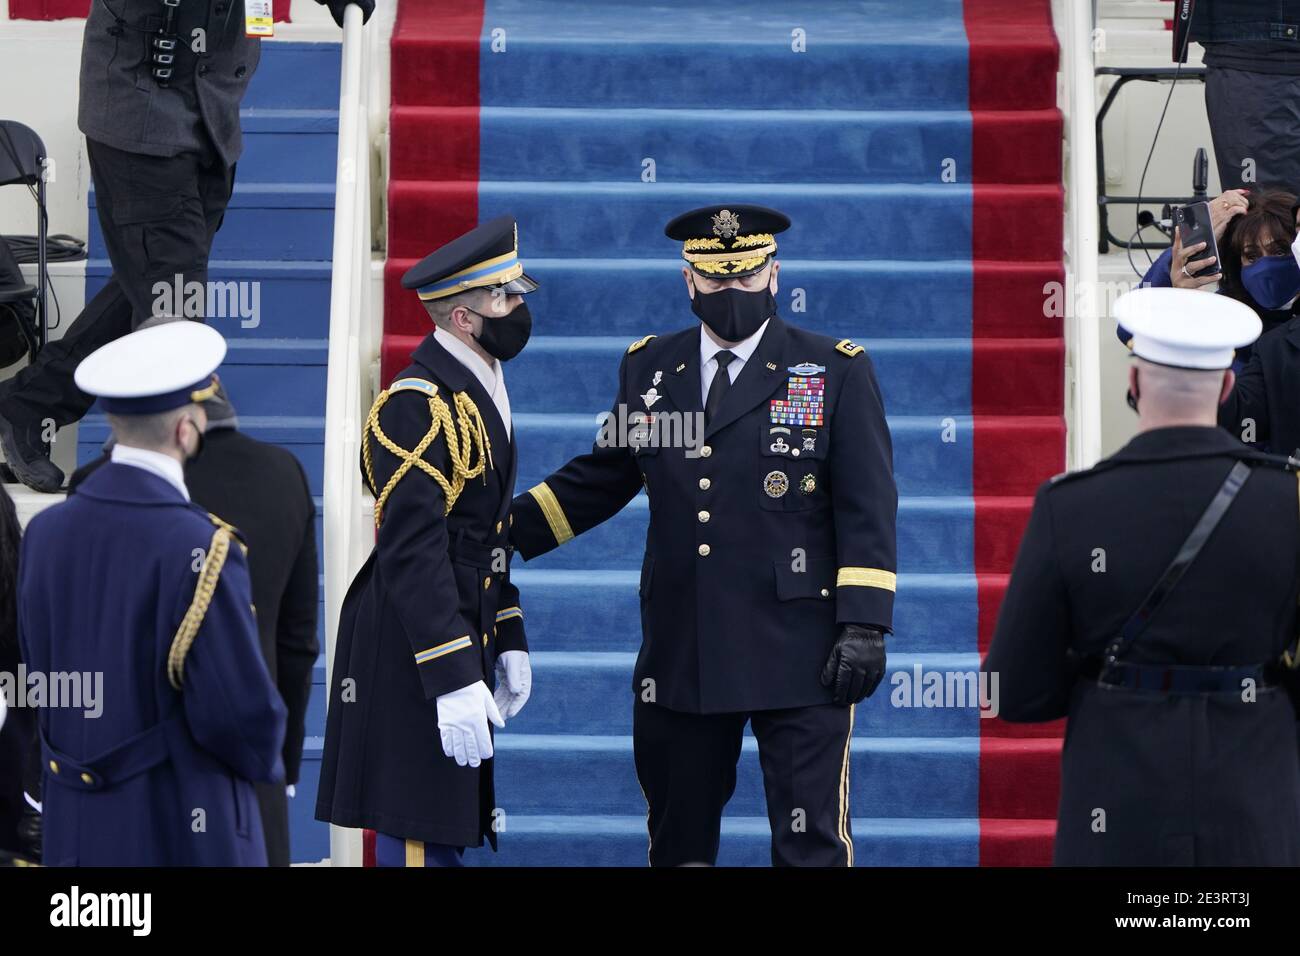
[712,209,741,239]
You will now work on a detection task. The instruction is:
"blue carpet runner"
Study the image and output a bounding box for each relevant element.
[376,0,1066,866]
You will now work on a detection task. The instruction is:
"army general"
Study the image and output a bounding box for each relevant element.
[510,204,897,867]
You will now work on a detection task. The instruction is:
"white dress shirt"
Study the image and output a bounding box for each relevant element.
[435,329,512,436]
[111,443,190,500]
[698,318,771,406]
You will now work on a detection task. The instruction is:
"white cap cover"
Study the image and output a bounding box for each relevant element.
[1116,287,1261,370]
[74,322,227,414]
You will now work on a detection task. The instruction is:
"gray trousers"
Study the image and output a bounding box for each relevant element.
[1206,66,1300,190]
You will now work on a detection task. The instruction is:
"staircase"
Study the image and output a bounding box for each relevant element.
[381,0,1066,865]
[78,41,339,863]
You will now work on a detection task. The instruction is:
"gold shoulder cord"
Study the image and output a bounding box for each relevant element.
[362,386,493,528]
[167,527,231,691]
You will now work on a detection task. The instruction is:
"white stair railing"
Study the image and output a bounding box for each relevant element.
[1058,0,1103,469]
[322,2,375,867]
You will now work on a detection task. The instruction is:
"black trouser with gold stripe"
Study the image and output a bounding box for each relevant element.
[633,698,855,867]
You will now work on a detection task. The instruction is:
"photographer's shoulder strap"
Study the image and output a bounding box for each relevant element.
[1108,460,1252,665]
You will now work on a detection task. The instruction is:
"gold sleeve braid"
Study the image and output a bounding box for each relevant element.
[167,527,232,691]
[362,383,493,528]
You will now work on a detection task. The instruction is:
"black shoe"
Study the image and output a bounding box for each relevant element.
[0,404,63,493]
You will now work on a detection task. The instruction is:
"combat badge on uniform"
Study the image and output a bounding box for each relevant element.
[764,470,789,498]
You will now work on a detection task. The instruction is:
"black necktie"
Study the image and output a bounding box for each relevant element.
[705,350,736,426]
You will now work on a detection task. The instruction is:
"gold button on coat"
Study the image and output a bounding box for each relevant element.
[698,544,711,556]
[699,478,711,490]
[483,577,491,590]
[698,511,710,523]
[700,445,712,458]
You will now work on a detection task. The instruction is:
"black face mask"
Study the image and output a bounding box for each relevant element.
[470,301,532,362]
[690,285,774,342]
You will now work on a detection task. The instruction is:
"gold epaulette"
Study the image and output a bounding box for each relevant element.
[835,339,864,357]
[207,512,248,556]
[362,379,492,528]
[167,525,232,690]
[627,335,656,355]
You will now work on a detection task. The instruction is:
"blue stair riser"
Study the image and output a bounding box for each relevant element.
[301,570,981,740]
[85,262,333,341]
[68,353,325,418]
[468,108,974,184]
[243,42,342,111]
[305,653,990,739]
[88,184,335,262]
[78,420,324,495]
[515,495,974,574]
[439,183,986,260]
[509,337,974,416]
[460,815,979,867]
[491,736,978,819]
[239,113,339,183]
[492,569,979,655]
[512,413,973,498]
[468,0,969,112]
[432,260,981,340]
[505,653,983,737]
[290,740,330,863]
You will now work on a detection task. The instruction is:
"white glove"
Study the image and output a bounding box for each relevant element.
[493,650,532,720]
[436,680,504,767]
[286,785,296,798]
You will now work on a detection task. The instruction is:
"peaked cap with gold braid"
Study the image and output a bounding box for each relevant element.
[665,203,791,279]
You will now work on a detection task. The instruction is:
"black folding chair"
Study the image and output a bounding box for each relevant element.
[0,121,48,362]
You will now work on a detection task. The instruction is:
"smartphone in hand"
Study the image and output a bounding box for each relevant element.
[1174,201,1221,276]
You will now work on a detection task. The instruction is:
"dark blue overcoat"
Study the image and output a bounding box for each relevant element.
[19,462,286,866]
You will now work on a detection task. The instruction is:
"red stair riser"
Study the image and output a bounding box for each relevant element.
[979,738,1063,819]
[391,107,481,181]
[972,338,1064,416]
[971,111,1063,185]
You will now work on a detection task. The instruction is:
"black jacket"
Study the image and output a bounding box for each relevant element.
[1218,314,1300,457]
[510,314,897,714]
[78,0,260,167]
[984,425,1300,865]
[316,332,526,849]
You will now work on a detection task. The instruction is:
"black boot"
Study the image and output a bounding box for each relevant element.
[0,402,63,493]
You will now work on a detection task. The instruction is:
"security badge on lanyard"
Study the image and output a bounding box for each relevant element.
[246,0,275,37]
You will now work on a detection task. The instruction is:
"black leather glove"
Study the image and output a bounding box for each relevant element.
[16,802,41,862]
[820,624,887,705]
[317,0,375,27]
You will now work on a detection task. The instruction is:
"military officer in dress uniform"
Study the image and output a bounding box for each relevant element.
[316,216,535,866]
[510,205,896,867]
[985,287,1300,866]
[19,321,287,865]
